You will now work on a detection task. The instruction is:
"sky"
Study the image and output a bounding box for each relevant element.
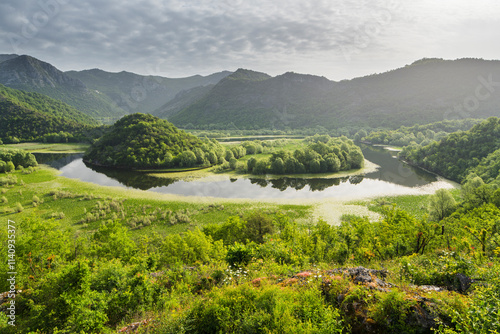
[1,0,500,80]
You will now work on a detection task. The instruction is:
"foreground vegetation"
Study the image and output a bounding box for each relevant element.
[1,118,500,333]
[0,158,498,333]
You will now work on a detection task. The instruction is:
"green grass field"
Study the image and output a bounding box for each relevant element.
[2,142,90,153]
[0,166,313,240]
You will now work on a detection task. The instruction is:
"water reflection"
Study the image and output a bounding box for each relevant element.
[36,144,447,199]
[85,163,179,190]
[360,145,437,187]
[34,153,83,169]
[249,176,354,192]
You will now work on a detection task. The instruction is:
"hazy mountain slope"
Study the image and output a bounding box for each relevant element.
[0,84,99,142]
[152,84,215,119]
[0,55,127,120]
[169,58,500,129]
[66,68,231,114]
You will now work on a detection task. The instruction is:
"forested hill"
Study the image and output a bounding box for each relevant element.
[66,69,231,115]
[362,118,483,147]
[84,113,225,169]
[169,58,500,130]
[0,84,100,143]
[400,117,500,182]
[0,55,126,119]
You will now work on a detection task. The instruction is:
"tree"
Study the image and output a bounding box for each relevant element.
[179,150,197,167]
[244,212,275,243]
[225,150,234,161]
[325,153,341,172]
[207,150,218,165]
[164,152,173,167]
[229,157,238,170]
[253,159,269,175]
[247,157,257,172]
[428,189,457,221]
[271,157,285,174]
[462,174,493,208]
[5,161,15,173]
[309,159,321,173]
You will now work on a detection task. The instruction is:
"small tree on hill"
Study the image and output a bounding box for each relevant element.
[428,189,456,221]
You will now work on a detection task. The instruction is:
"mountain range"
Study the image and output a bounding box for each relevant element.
[1,55,500,130]
[0,54,231,123]
[65,68,231,116]
[168,58,500,129]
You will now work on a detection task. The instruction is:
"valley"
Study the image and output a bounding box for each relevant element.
[0,54,499,334]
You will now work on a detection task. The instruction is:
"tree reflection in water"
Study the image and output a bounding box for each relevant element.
[249,176,364,192]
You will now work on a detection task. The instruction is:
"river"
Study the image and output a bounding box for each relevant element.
[34,145,457,200]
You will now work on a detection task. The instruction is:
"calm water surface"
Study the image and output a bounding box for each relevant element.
[35,145,456,199]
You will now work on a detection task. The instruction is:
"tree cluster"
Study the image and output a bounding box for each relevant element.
[248,135,364,175]
[0,148,37,172]
[399,117,500,182]
[363,119,481,147]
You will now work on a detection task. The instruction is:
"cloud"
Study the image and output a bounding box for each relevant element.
[1,0,499,79]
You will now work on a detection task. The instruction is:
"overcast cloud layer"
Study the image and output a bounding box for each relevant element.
[1,0,499,80]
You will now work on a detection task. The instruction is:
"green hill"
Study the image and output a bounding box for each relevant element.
[84,113,225,169]
[0,84,101,143]
[399,117,500,182]
[0,55,127,120]
[169,59,500,130]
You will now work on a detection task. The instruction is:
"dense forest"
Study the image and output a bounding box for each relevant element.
[84,115,366,175]
[400,117,500,182]
[248,135,364,175]
[362,119,482,147]
[84,113,228,169]
[0,84,104,144]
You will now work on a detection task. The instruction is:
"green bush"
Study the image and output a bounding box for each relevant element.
[226,243,254,267]
[400,252,474,288]
[185,283,344,333]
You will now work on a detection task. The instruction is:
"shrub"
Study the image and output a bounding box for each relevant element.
[185,284,344,333]
[0,174,17,186]
[400,252,474,289]
[15,202,23,213]
[369,290,417,332]
[226,243,254,267]
[32,195,41,206]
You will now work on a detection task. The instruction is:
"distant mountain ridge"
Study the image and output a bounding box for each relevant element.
[1,55,500,131]
[65,68,231,115]
[169,58,500,130]
[0,54,231,121]
[0,55,126,120]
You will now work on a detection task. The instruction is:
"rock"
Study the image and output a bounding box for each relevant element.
[454,273,473,292]
[354,271,373,284]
